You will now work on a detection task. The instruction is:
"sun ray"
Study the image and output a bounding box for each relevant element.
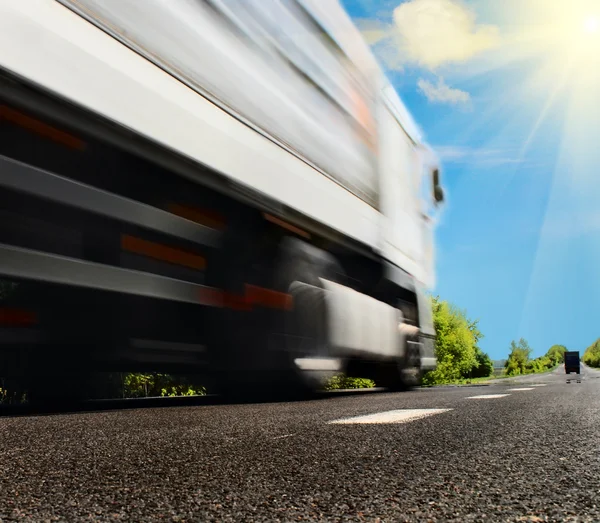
[516,54,600,339]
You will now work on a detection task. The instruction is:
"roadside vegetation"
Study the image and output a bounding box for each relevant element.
[582,338,600,368]
[0,372,207,405]
[503,340,565,375]
[324,375,375,390]
[0,291,593,403]
[120,373,207,398]
[422,297,570,386]
[422,296,493,385]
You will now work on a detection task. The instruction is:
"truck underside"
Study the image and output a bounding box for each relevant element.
[0,71,434,403]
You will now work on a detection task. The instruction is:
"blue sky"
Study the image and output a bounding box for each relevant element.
[343,0,600,359]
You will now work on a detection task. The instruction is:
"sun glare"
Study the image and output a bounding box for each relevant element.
[584,16,599,34]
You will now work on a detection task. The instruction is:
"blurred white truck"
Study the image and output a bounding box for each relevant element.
[0,0,444,399]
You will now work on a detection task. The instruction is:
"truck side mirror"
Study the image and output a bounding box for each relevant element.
[432,169,444,204]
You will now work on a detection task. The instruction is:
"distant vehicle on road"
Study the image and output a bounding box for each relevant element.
[564,351,581,375]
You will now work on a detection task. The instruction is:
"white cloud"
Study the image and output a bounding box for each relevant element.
[393,0,500,69]
[356,0,501,71]
[355,1,502,109]
[417,77,470,104]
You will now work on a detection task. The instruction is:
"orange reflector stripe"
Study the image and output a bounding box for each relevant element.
[1,105,86,151]
[245,285,293,310]
[0,308,37,326]
[197,286,292,310]
[224,293,253,311]
[263,213,310,239]
[167,203,226,230]
[121,234,206,271]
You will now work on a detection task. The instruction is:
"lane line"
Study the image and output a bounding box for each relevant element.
[508,388,534,391]
[467,394,510,399]
[328,408,452,425]
[530,384,548,387]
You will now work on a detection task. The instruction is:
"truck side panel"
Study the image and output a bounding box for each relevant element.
[377,101,429,285]
[58,0,380,208]
[0,0,382,253]
[0,0,441,399]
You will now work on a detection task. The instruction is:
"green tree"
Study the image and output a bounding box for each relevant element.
[545,344,566,365]
[504,341,563,376]
[583,338,600,368]
[462,318,493,378]
[470,349,494,378]
[123,373,154,397]
[423,296,482,384]
[505,338,532,375]
[525,355,552,373]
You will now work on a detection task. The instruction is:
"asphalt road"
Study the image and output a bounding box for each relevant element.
[2,366,600,522]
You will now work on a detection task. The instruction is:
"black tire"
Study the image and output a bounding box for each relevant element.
[212,230,344,399]
[376,325,422,391]
[270,237,345,395]
[377,355,422,391]
[25,371,88,407]
[22,344,91,407]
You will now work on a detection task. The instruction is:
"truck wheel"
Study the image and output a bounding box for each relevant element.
[25,367,89,407]
[271,237,346,396]
[212,229,344,399]
[376,301,422,391]
[377,343,422,391]
[400,339,423,390]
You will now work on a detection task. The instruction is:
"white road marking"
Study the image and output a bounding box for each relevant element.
[328,408,452,425]
[530,384,547,387]
[467,394,510,399]
[508,387,534,391]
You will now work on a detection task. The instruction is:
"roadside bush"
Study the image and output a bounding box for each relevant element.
[0,387,27,405]
[324,374,375,390]
[160,385,205,397]
[123,373,206,398]
[506,340,564,376]
[468,349,494,379]
[505,338,532,375]
[525,357,549,374]
[0,379,27,405]
[546,345,566,366]
[583,339,600,368]
[423,296,491,385]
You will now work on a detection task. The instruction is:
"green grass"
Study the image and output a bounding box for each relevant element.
[454,364,561,386]
[425,364,561,387]
[421,374,509,387]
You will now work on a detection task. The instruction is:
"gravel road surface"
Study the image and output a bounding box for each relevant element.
[1,365,600,522]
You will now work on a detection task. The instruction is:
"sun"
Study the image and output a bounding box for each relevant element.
[583,16,599,34]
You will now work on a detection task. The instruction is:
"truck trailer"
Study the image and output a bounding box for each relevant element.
[564,351,581,375]
[0,0,445,400]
